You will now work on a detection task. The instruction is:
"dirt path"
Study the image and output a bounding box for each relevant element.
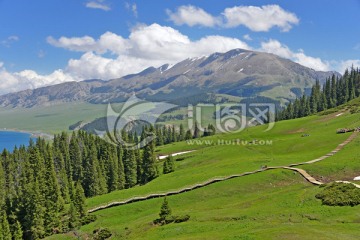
[88,132,358,213]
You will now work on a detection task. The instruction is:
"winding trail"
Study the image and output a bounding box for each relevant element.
[88,132,358,213]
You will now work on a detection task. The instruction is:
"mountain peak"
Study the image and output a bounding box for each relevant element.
[0,48,340,108]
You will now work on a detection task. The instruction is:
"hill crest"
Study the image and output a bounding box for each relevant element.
[0,48,339,108]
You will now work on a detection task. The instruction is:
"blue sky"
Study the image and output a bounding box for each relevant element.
[0,0,359,94]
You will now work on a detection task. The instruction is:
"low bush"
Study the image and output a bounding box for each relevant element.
[316,182,360,206]
[93,228,112,240]
[174,214,190,223]
[81,214,97,225]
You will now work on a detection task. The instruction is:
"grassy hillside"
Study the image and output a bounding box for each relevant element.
[0,102,123,134]
[47,104,360,239]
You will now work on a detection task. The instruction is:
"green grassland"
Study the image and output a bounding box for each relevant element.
[0,101,216,134]
[47,104,360,239]
[0,102,123,134]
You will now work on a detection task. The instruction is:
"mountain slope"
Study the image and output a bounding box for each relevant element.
[0,49,339,108]
[47,103,360,240]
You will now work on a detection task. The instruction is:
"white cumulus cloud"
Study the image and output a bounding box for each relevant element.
[49,23,250,80]
[166,5,220,27]
[337,60,360,73]
[47,32,129,54]
[260,39,330,71]
[223,5,299,32]
[0,24,250,95]
[0,65,75,95]
[47,35,99,52]
[167,4,299,32]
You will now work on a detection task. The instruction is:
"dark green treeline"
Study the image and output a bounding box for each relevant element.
[277,68,360,120]
[0,122,215,239]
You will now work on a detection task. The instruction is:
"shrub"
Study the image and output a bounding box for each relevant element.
[316,182,360,206]
[81,214,97,225]
[154,198,190,225]
[350,106,360,114]
[173,215,190,223]
[93,228,112,240]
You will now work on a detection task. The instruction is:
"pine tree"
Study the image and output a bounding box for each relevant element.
[179,124,185,141]
[172,125,177,142]
[83,143,98,197]
[304,98,311,116]
[135,148,143,184]
[141,140,158,184]
[0,158,5,208]
[100,144,118,192]
[69,132,83,182]
[73,182,86,219]
[159,198,172,221]
[43,145,63,235]
[299,96,306,117]
[116,146,125,190]
[331,74,337,107]
[324,78,332,107]
[163,156,175,174]
[1,211,12,240]
[156,126,164,146]
[193,121,201,138]
[207,124,216,136]
[185,130,192,140]
[123,149,137,188]
[26,181,45,240]
[1,149,17,209]
[285,102,294,119]
[319,92,328,111]
[166,126,172,143]
[53,148,71,203]
[12,220,23,240]
[293,98,301,118]
[162,126,168,144]
[59,132,72,180]
[95,144,108,195]
[67,203,80,230]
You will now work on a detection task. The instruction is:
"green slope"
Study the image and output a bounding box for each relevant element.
[48,105,360,239]
[0,102,123,134]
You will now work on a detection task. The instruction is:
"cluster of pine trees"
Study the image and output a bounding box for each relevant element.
[0,128,162,239]
[277,68,360,120]
[0,137,89,239]
[0,121,215,239]
[153,123,216,146]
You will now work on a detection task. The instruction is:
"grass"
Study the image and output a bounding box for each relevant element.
[0,102,123,134]
[46,104,360,239]
[49,170,360,240]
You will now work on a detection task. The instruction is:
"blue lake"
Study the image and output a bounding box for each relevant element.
[0,131,32,152]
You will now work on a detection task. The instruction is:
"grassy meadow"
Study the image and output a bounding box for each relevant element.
[47,106,360,239]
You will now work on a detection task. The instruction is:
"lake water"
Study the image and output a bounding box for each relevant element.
[0,131,32,152]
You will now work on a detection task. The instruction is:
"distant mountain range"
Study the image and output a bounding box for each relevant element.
[0,49,340,108]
